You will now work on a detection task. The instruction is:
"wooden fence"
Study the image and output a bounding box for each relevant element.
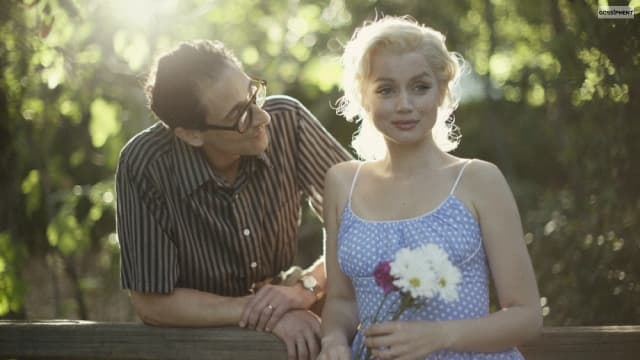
[1,321,639,359]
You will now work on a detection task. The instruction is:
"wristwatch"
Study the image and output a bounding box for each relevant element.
[298,274,320,300]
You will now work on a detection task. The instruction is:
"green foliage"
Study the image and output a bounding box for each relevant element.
[89,98,121,148]
[447,1,640,325]
[0,232,26,316]
[0,0,638,325]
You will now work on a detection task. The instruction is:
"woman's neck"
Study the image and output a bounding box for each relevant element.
[381,136,451,176]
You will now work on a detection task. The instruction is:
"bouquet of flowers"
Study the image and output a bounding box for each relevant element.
[358,243,462,359]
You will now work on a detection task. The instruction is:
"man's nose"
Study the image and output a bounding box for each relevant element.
[252,106,271,127]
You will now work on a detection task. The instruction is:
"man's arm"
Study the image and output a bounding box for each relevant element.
[238,97,350,331]
[289,95,350,307]
[283,257,326,309]
[292,96,353,216]
[116,151,249,327]
[131,288,251,327]
[238,272,319,332]
[131,286,321,360]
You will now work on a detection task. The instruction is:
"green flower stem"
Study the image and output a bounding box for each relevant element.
[391,293,414,321]
[363,293,418,359]
[358,292,389,360]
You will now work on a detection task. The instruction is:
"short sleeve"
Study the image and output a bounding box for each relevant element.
[294,99,352,216]
[115,156,178,293]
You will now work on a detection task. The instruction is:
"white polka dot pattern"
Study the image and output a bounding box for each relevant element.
[337,162,524,360]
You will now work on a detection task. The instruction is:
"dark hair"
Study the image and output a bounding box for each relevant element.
[145,40,242,129]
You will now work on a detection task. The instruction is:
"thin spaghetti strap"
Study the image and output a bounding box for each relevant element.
[348,162,365,204]
[450,159,474,195]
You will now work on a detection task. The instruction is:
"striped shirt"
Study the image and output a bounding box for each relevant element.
[116,95,352,296]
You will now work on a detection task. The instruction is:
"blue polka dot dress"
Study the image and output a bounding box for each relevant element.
[337,161,524,359]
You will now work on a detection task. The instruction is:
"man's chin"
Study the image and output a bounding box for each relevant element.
[246,142,269,156]
[255,134,269,153]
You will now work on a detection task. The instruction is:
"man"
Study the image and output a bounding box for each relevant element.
[115,40,351,359]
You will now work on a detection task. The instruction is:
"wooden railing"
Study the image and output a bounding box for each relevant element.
[1,321,639,359]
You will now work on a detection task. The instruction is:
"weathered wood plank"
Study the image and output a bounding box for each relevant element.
[1,321,639,360]
[0,320,286,360]
[519,326,640,360]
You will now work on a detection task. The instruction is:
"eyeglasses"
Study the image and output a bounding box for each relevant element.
[200,78,267,134]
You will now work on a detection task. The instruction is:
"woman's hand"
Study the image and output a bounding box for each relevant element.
[239,284,314,332]
[364,320,451,360]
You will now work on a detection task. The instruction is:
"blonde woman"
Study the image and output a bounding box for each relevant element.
[318,16,541,360]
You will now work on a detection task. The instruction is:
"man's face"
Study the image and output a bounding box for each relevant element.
[194,65,271,158]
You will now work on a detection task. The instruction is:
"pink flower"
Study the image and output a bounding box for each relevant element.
[373,260,398,294]
[360,247,460,360]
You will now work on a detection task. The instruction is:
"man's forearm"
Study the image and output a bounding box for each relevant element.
[303,256,326,291]
[277,258,326,310]
[131,287,251,327]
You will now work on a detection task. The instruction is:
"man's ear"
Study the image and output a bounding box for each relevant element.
[174,127,204,147]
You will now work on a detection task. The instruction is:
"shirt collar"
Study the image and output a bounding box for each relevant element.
[172,136,274,198]
[255,151,273,170]
[172,136,220,198]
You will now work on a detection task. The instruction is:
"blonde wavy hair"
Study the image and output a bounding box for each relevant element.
[336,16,464,160]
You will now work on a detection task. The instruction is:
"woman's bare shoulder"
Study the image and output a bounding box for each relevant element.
[463,159,506,187]
[325,160,363,207]
[326,160,363,186]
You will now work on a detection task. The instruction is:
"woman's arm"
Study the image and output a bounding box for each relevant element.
[443,160,542,351]
[318,163,360,359]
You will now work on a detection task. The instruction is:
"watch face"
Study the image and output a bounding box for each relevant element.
[302,275,318,289]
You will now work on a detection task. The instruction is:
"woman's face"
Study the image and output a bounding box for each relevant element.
[362,48,442,147]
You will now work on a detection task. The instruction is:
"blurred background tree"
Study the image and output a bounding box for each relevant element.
[0,0,638,325]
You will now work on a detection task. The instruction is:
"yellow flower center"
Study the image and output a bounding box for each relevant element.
[409,277,421,288]
[439,278,447,287]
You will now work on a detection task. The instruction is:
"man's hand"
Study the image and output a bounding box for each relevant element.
[317,334,352,360]
[239,284,314,332]
[271,309,321,360]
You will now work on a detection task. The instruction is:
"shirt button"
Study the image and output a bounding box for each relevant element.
[250,261,257,269]
[234,193,239,200]
[243,228,251,236]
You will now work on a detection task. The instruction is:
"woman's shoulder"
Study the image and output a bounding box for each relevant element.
[325,161,363,198]
[462,158,506,186]
[327,159,363,181]
[456,158,513,203]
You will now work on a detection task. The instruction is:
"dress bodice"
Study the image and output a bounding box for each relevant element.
[337,161,524,359]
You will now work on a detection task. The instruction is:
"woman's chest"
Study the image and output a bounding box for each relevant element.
[337,203,482,278]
